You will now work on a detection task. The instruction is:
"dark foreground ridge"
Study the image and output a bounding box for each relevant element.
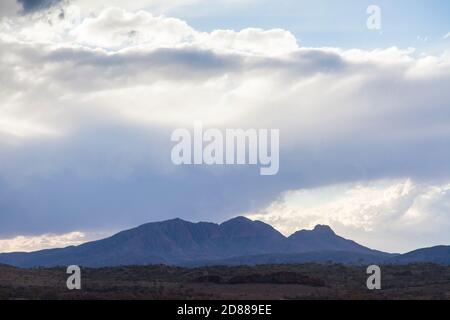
[0,216,449,267]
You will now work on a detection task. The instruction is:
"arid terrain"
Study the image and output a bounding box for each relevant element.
[1,263,450,300]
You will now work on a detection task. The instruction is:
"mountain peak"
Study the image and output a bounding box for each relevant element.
[312,224,335,235]
[159,218,190,224]
[222,216,252,223]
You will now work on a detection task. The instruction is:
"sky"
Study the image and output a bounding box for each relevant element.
[0,0,449,253]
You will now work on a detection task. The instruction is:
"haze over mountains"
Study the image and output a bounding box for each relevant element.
[0,217,448,268]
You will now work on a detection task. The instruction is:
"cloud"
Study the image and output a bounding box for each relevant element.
[0,230,110,252]
[1,6,297,56]
[71,7,196,49]
[247,180,450,253]
[19,7,297,55]
[0,6,449,252]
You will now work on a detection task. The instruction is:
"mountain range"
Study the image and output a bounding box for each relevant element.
[0,216,448,268]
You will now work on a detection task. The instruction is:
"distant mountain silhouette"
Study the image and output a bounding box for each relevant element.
[0,217,397,268]
[390,246,450,265]
[287,225,388,256]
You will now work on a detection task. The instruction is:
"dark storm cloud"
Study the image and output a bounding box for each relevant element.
[0,125,288,236]
[1,120,450,237]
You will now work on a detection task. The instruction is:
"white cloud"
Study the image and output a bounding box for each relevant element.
[71,8,196,49]
[1,6,298,55]
[0,7,449,152]
[200,28,298,56]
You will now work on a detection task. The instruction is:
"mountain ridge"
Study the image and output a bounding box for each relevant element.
[1,216,447,267]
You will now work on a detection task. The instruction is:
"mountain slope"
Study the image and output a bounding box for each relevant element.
[389,246,450,265]
[288,225,388,257]
[0,217,392,268]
